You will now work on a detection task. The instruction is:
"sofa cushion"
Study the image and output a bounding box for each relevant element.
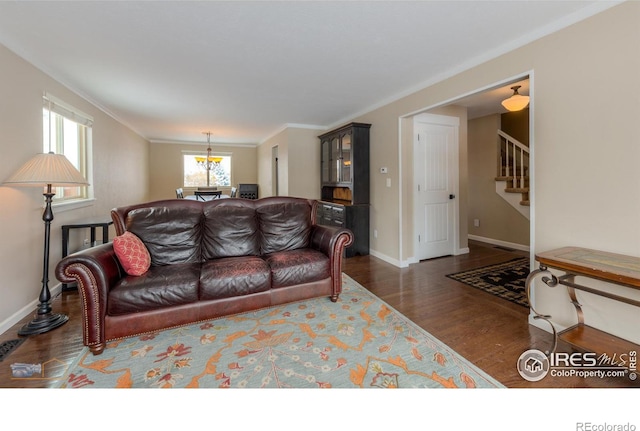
[263,249,330,289]
[256,199,311,255]
[126,206,203,265]
[108,263,200,315]
[112,231,151,276]
[199,256,271,300]
[202,200,259,259]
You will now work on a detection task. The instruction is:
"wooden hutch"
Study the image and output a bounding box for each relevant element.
[317,122,370,257]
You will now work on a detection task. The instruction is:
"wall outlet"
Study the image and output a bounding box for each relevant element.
[83,238,90,246]
[473,219,480,227]
[374,229,378,238]
[386,178,391,187]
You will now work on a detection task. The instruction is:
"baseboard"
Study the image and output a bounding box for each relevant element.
[379,246,470,268]
[455,247,470,256]
[468,234,530,252]
[401,256,419,268]
[528,313,571,333]
[0,282,63,336]
[368,249,406,268]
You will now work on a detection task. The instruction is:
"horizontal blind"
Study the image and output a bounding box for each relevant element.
[43,93,94,127]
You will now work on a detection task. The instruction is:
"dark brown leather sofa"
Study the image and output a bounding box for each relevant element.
[55,196,353,355]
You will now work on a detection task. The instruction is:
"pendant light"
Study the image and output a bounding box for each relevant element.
[501,85,530,112]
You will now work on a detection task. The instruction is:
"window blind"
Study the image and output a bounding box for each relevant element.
[43,93,94,127]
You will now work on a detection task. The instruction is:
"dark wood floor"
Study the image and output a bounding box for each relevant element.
[0,240,636,388]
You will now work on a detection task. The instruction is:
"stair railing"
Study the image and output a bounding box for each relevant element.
[497,130,529,189]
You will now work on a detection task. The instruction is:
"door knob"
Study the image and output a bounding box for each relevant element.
[449,194,456,199]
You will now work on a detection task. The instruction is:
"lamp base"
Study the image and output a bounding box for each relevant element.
[18,312,69,336]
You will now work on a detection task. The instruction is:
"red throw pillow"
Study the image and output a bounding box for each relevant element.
[113,231,151,276]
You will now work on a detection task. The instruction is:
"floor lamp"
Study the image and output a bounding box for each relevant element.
[3,152,88,335]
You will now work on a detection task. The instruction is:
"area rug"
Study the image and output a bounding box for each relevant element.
[446,257,529,307]
[57,274,503,388]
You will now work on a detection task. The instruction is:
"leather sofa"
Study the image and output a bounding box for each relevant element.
[55,197,353,355]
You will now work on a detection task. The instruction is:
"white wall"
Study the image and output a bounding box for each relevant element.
[0,43,149,333]
[341,2,640,342]
[147,142,257,202]
[468,114,530,247]
[258,126,320,199]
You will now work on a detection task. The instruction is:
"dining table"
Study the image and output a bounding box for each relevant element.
[185,192,229,201]
[193,190,222,201]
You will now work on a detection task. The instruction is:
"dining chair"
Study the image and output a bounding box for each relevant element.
[230,187,237,198]
[175,188,184,199]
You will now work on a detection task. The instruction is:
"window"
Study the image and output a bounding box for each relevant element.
[42,94,92,203]
[183,153,231,187]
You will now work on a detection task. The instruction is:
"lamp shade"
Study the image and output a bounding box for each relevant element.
[501,85,530,112]
[3,152,88,187]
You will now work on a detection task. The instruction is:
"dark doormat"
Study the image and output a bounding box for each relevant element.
[0,338,25,362]
[446,257,530,307]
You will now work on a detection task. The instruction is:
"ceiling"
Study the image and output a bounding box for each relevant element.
[0,1,619,145]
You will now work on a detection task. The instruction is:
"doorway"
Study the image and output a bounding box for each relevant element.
[413,113,460,260]
[401,75,532,267]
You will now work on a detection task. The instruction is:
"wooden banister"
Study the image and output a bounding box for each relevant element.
[497,130,529,189]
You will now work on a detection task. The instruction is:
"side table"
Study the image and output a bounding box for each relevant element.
[526,246,640,355]
[61,217,113,291]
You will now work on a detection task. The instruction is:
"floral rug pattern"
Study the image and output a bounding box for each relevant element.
[59,274,503,388]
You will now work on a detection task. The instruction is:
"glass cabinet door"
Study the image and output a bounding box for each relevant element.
[340,132,352,183]
[321,139,330,183]
[330,136,340,182]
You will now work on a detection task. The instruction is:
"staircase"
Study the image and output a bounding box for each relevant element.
[495,130,530,220]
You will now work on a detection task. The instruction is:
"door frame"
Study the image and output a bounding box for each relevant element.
[413,113,460,261]
[396,71,534,268]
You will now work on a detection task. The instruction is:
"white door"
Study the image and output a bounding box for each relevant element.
[414,114,459,260]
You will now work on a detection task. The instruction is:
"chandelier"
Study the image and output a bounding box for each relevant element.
[195,132,223,170]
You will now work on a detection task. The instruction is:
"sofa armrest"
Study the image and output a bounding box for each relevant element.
[310,224,353,256]
[55,242,124,354]
[310,224,354,301]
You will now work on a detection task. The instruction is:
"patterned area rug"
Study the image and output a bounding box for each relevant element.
[446,257,529,307]
[57,274,503,388]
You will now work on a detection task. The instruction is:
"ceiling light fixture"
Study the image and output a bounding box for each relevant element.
[195,132,223,187]
[501,85,530,112]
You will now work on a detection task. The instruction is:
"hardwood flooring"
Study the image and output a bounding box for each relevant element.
[0,240,636,388]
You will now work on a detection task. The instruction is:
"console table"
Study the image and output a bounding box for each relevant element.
[61,218,113,291]
[526,246,640,355]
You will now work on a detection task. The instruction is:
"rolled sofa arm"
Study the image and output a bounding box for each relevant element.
[55,242,124,354]
[310,224,354,302]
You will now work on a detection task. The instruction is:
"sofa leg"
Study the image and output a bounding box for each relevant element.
[330,295,339,302]
[89,343,105,355]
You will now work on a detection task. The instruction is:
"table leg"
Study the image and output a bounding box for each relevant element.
[525,265,559,354]
[61,227,70,290]
[62,227,69,258]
